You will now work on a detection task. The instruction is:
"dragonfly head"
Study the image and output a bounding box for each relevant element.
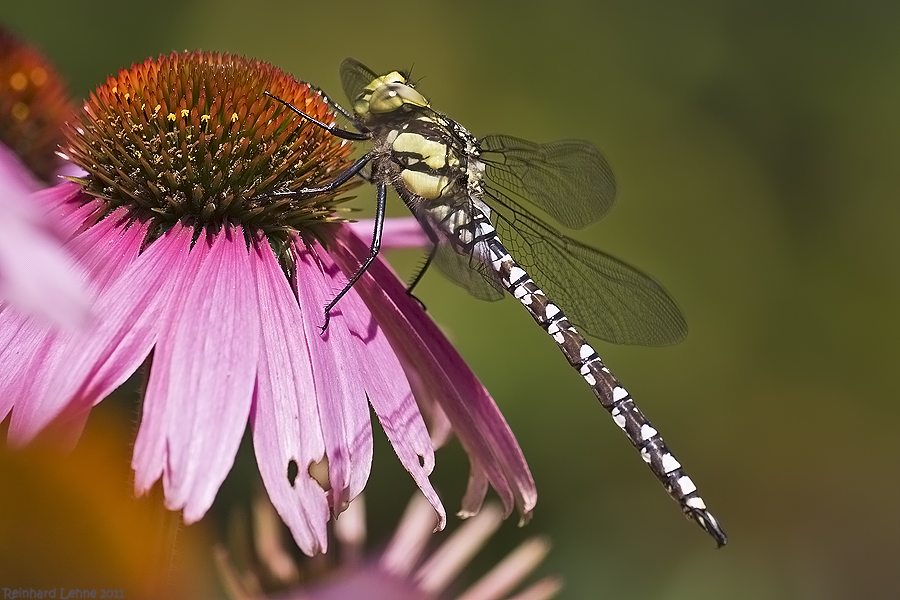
[353,70,430,117]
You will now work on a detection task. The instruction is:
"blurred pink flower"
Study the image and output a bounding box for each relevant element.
[219,493,562,600]
[0,27,90,326]
[0,51,535,555]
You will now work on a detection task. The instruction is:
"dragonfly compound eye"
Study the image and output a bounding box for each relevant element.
[367,82,429,114]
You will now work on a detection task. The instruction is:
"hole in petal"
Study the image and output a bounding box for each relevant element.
[308,458,331,491]
[286,459,299,488]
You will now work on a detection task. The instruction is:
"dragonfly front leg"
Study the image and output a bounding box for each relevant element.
[264,91,371,141]
[321,180,388,333]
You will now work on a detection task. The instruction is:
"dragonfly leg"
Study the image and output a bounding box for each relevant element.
[403,246,437,312]
[312,86,357,123]
[407,230,440,294]
[260,153,373,200]
[264,91,371,141]
[321,181,387,333]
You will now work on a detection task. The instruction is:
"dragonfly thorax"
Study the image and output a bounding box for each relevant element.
[377,113,483,203]
[350,71,487,202]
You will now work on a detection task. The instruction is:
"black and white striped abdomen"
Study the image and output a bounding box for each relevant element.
[445,207,727,546]
[422,197,499,266]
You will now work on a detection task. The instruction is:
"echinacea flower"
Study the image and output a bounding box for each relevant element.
[0,51,535,555]
[218,492,562,600]
[0,27,90,326]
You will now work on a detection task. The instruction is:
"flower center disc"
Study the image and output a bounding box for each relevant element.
[62,51,357,241]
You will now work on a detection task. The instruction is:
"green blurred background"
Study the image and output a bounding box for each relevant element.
[4,1,899,598]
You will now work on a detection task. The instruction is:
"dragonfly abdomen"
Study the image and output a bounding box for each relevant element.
[479,219,727,547]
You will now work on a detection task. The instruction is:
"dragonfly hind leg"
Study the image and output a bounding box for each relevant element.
[401,244,439,312]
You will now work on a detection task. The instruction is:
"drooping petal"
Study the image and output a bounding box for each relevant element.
[331,249,446,530]
[4,213,149,444]
[147,227,260,522]
[132,229,212,496]
[402,360,453,449]
[0,218,90,326]
[293,244,373,512]
[0,314,39,423]
[14,223,189,445]
[66,211,148,292]
[331,225,536,522]
[251,238,329,555]
[460,464,492,519]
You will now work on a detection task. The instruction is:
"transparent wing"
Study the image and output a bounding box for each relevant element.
[340,58,378,105]
[481,135,617,230]
[432,243,505,301]
[486,186,687,346]
[413,206,505,301]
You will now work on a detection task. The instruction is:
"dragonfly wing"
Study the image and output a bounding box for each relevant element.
[340,58,379,104]
[488,186,687,346]
[413,209,505,301]
[481,135,617,230]
[432,242,505,301]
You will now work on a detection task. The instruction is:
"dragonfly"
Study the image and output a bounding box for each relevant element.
[263,58,727,547]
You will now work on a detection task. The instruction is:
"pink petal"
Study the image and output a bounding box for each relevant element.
[0,141,41,193]
[293,244,373,513]
[403,361,453,449]
[13,223,188,445]
[3,214,148,443]
[31,182,105,240]
[251,238,329,555]
[148,227,261,522]
[347,217,430,250]
[66,210,148,291]
[380,493,442,577]
[132,229,213,495]
[0,196,112,419]
[332,251,446,530]
[0,314,41,422]
[0,221,91,326]
[460,464,491,519]
[331,225,536,521]
[0,151,92,328]
[286,568,423,600]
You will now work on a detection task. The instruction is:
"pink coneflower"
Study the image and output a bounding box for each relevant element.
[0,27,90,326]
[0,51,535,555]
[218,492,562,600]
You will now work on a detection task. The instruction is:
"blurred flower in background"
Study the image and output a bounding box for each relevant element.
[218,492,561,600]
[0,403,213,599]
[0,49,535,557]
[0,27,90,326]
